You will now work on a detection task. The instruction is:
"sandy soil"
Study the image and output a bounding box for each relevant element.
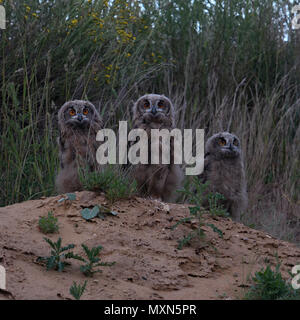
[0,191,299,300]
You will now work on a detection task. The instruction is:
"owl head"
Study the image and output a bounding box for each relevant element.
[133,94,175,127]
[206,132,242,160]
[58,100,102,131]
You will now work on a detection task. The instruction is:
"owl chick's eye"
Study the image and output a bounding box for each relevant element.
[83,108,89,115]
[143,100,150,108]
[158,100,165,108]
[233,139,239,146]
[69,109,76,116]
[218,138,226,146]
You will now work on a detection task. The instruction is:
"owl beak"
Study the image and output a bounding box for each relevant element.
[77,113,83,122]
[151,106,157,115]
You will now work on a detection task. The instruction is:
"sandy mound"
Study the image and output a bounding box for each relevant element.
[0,191,299,300]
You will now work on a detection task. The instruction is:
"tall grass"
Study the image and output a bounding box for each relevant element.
[0,0,299,242]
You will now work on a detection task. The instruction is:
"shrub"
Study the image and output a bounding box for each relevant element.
[245,264,300,300]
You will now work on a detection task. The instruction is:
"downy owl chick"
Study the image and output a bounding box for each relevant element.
[55,100,102,193]
[131,94,183,202]
[198,132,248,220]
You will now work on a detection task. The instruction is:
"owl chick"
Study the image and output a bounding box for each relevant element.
[130,94,183,202]
[55,100,102,194]
[198,132,248,220]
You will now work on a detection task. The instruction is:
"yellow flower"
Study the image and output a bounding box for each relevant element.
[105,74,111,78]
[71,19,78,25]
[127,53,131,57]
[32,13,38,18]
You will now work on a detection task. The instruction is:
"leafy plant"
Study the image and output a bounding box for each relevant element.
[172,177,226,249]
[70,281,87,300]
[80,205,118,221]
[37,237,76,272]
[70,244,115,277]
[57,193,77,207]
[245,263,300,300]
[38,211,59,234]
[79,166,137,204]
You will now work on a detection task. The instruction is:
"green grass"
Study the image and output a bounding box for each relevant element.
[79,165,137,204]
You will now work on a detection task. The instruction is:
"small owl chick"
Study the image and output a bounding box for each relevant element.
[130,94,183,202]
[198,132,248,220]
[55,100,102,194]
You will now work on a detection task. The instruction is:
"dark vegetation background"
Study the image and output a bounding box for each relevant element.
[0,0,299,242]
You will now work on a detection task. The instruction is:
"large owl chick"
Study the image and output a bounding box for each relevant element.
[131,94,183,202]
[198,132,248,220]
[55,100,102,193]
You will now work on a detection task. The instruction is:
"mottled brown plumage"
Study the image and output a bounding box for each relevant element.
[131,94,183,202]
[198,132,248,220]
[55,100,102,193]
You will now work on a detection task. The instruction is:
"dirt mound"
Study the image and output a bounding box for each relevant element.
[0,191,299,300]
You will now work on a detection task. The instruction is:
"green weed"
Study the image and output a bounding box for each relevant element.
[70,281,87,300]
[37,237,76,272]
[70,244,115,277]
[245,264,300,300]
[38,211,59,234]
[172,177,227,249]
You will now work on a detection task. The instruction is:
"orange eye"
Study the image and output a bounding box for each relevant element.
[158,100,165,108]
[69,109,76,116]
[218,138,226,146]
[83,108,89,115]
[143,101,150,108]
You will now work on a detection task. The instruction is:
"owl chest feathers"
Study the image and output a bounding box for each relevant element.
[59,128,98,166]
[206,156,246,200]
[133,118,175,165]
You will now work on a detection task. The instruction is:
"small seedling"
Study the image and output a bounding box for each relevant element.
[37,237,76,272]
[172,177,226,249]
[245,263,300,300]
[70,244,115,277]
[38,211,59,234]
[81,206,100,220]
[80,205,118,221]
[208,192,229,217]
[57,193,76,207]
[70,281,87,300]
